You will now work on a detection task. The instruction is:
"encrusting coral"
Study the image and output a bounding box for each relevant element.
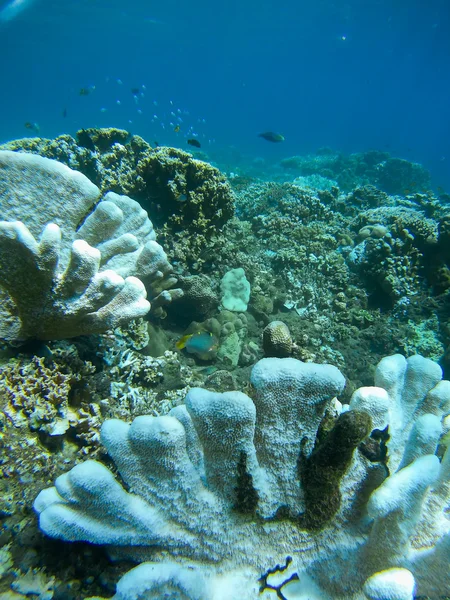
[0,151,182,341]
[33,353,450,599]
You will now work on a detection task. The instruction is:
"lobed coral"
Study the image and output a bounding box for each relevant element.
[0,130,236,270]
[0,151,181,341]
[33,353,450,599]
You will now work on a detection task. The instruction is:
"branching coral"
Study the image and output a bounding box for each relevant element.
[33,353,450,599]
[0,351,100,444]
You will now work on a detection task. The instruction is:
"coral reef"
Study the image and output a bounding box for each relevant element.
[1,127,449,599]
[0,151,181,341]
[0,131,235,269]
[279,150,431,195]
[33,353,450,599]
[2,134,445,385]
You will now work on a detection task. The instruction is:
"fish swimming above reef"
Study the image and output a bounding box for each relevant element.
[258,131,285,143]
[79,86,95,96]
[24,121,39,134]
[176,331,217,355]
[187,138,201,148]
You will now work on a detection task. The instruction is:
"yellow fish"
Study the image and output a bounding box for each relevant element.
[176,333,194,350]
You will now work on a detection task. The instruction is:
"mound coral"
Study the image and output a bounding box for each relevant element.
[262,320,293,357]
[0,151,181,341]
[33,353,449,599]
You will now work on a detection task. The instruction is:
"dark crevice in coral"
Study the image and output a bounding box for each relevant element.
[233,451,259,514]
[258,556,300,600]
[359,425,390,467]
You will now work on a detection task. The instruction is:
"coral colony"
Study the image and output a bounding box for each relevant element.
[34,354,449,599]
[0,132,449,600]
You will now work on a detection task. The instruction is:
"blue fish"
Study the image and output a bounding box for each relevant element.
[176,331,218,356]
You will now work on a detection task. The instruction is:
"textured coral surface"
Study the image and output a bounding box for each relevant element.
[34,354,450,600]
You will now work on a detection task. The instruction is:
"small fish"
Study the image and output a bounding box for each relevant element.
[24,121,39,134]
[62,107,67,118]
[176,193,188,203]
[131,87,140,97]
[79,87,90,96]
[154,141,159,147]
[174,124,180,133]
[187,138,201,148]
[176,331,217,355]
[258,131,285,143]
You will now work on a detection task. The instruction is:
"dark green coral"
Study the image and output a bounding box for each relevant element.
[300,410,372,530]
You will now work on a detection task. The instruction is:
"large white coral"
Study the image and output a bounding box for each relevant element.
[34,355,450,599]
[0,150,181,340]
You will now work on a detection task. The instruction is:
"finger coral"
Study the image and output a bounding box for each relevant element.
[33,354,450,599]
[0,150,181,341]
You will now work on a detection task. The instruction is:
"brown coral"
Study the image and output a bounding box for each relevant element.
[172,275,218,322]
[263,321,293,358]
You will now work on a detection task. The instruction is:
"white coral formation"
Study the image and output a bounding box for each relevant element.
[33,355,450,599]
[0,150,181,340]
[363,568,416,600]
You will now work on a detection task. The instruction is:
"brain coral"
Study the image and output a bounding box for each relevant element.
[262,320,293,357]
[33,353,450,599]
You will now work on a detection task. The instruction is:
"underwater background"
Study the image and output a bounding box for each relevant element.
[1,1,450,600]
[1,0,449,188]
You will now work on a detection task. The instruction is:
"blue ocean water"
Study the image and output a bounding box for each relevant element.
[1,0,449,187]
